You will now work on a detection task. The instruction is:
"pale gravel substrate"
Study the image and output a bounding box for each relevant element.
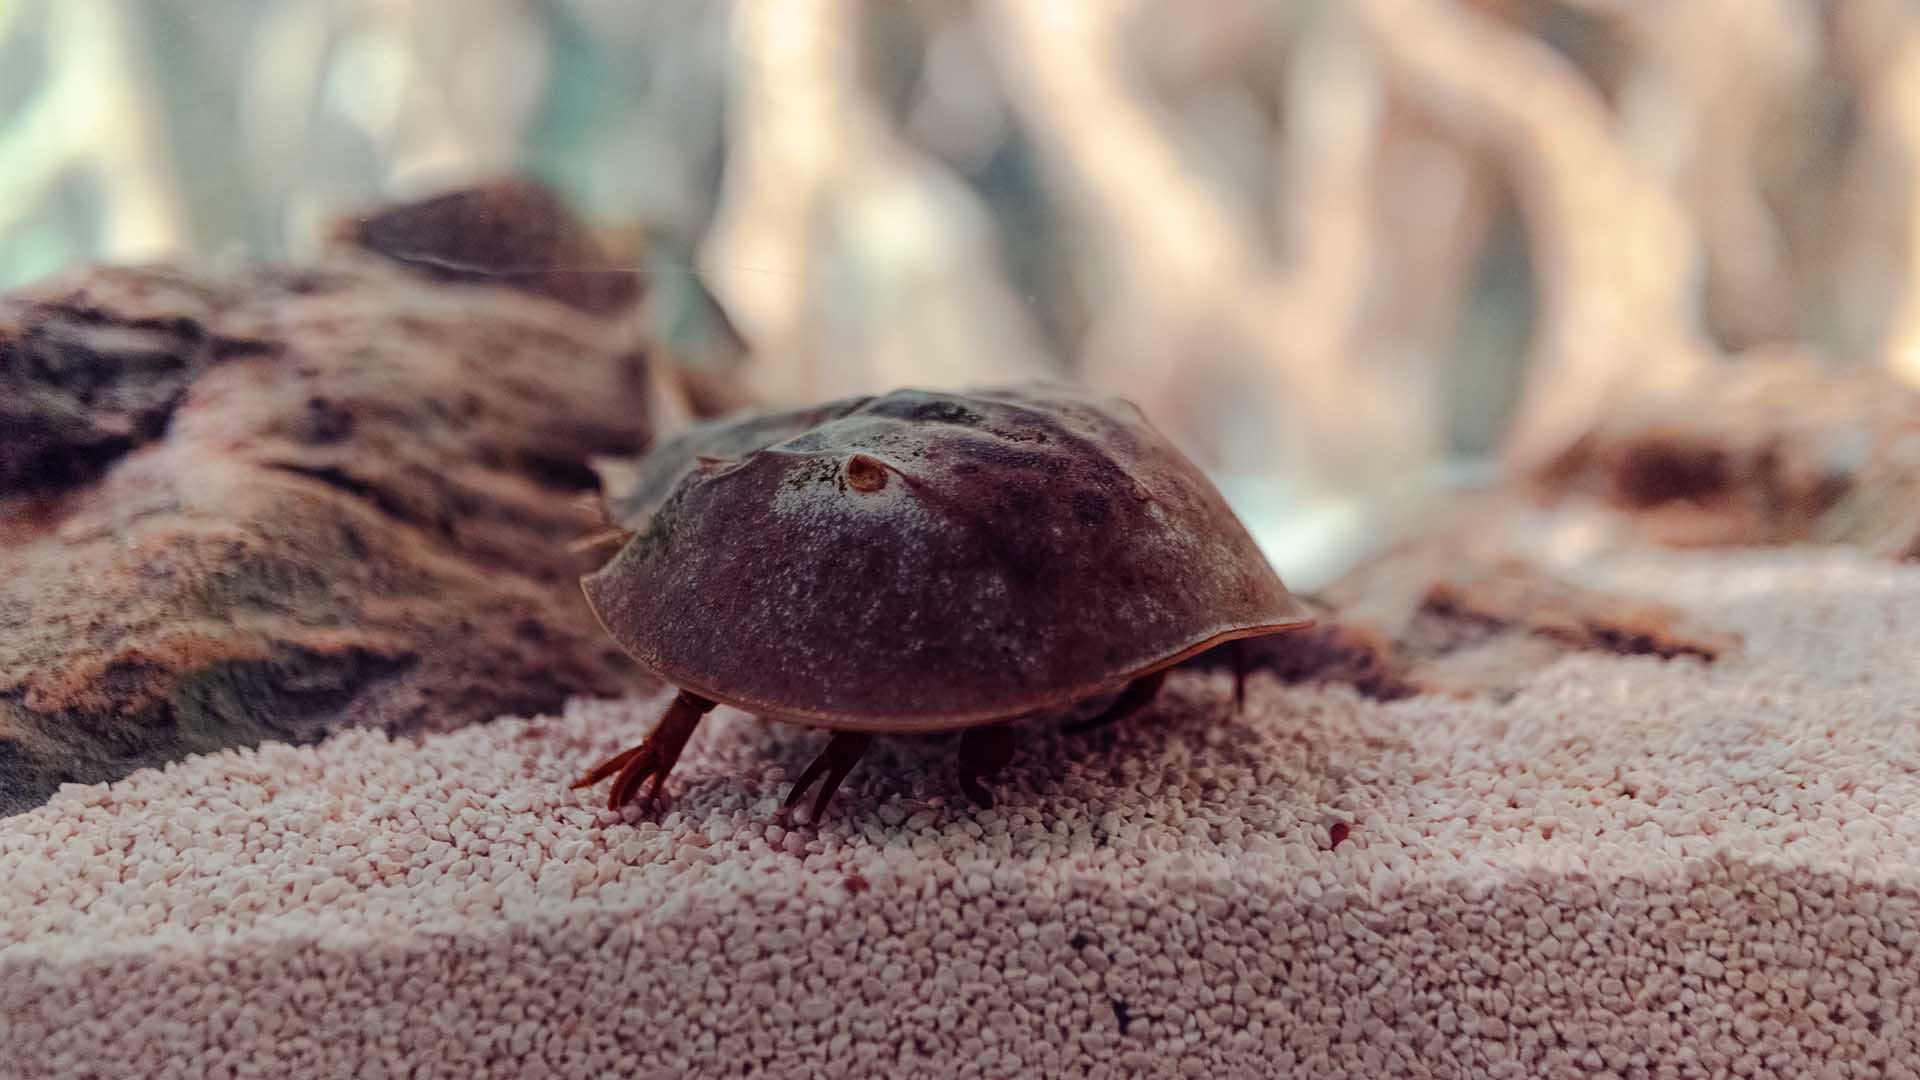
[5,546,1920,1079]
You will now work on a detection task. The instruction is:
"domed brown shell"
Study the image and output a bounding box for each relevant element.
[583,383,1313,731]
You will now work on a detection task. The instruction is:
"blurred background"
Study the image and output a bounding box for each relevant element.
[5,0,1920,585]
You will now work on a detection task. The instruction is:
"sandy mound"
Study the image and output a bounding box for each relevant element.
[5,544,1919,1078]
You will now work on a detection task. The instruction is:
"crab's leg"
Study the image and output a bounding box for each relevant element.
[572,690,716,811]
[1063,669,1169,735]
[957,722,1017,808]
[781,731,873,824]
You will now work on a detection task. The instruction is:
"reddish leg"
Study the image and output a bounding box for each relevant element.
[780,731,873,824]
[957,723,1017,808]
[1063,670,1168,735]
[1231,639,1249,714]
[572,690,715,811]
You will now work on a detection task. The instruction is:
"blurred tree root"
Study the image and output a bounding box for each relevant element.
[702,0,1050,409]
[983,0,1431,496]
[1353,0,1712,476]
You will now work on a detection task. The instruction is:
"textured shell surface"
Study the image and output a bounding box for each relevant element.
[584,383,1312,731]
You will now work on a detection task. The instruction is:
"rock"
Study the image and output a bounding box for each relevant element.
[1529,349,1920,557]
[1201,501,1741,700]
[1224,350,1920,700]
[332,180,752,426]
[330,177,641,317]
[0,182,659,815]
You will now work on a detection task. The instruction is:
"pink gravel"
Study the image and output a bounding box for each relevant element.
[5,544,1920,1078]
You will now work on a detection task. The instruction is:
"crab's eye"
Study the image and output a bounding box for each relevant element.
[844,454,889,493]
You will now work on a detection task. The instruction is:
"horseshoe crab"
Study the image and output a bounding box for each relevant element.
[573,383,1313,820]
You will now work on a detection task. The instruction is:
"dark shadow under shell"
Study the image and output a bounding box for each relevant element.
[583,383,1313,732]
